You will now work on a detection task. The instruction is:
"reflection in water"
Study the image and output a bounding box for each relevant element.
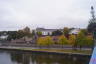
[10,52,30,64]
[0,50,90,64]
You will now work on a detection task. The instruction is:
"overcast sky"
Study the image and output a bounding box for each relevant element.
[0,0,95,31]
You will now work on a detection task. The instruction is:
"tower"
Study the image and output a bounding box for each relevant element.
[91,6,95,20]
[87,6,96,33]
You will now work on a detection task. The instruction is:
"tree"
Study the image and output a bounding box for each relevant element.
[80,29,88,35]
[87,19,96,49]
[37,36,53,46]
[52,30,63,36]
[69,35,77,50]
[85,36,93,47]
[69,35,76,45]
[7,31,18,40]
[23,27,32,37]
[7,27,32,41]
[87,20,96,33]
[31,30,37,37]
[63,27,69,38]
[58,35,68,46]
[17,30,25,38]
[44,36,53,46]
[23,26,30,33]
[7,30,26,40]
[76,30,86,49]
[36,31,42,36]
[37,37,46,46]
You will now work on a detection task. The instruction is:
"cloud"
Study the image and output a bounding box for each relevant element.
[0,0,94,30]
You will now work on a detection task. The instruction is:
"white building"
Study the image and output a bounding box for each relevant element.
[36,28,63,35]
[69,28,80,35]
[0,35,8,40]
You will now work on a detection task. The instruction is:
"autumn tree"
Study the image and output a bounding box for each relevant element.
[58,35,68,46]
[37,37,46,46]
[37,36,53,46]
[85,36,93,47]
[23,26,32,37]
[80,29,88,35]
[36,31,42,36]
[76,30,86,49]
[69,35,76,45]
[69,35,77,50]
[23,26,30,33]
[17,30,25,38]
[44,36,54,46]
[63,27,69,38]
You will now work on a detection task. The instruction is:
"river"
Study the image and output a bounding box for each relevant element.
[0,50,90,64]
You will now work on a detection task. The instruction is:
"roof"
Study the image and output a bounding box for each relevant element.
[36,28,63,32]
[69,28,80,34]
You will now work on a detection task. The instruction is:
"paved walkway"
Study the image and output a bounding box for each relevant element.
[0,45,91,50]
[89,47,96,64]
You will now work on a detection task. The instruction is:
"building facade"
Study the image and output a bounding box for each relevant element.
[36,28,63,35]
[69,28,80,35]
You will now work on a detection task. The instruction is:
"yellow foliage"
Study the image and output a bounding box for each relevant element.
[37,37,46,46]
[68,35,76,45]
[85,36,93,46]
[37,36,53,46]
[58,35,68,45]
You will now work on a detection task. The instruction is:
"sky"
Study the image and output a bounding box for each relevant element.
[0,0,96,31]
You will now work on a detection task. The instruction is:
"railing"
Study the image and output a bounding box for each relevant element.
[89,47,96,64]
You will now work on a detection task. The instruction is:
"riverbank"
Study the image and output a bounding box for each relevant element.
[0,46,92,56]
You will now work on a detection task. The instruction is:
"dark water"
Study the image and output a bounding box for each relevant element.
[0,50,91,64]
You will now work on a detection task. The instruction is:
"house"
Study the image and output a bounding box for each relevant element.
[69,28,80,35]
[11,36,33,43]
[36,28,63,35]
[0,32,8,40]
[0,35,8,40]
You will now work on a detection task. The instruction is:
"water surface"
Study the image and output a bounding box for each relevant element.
[0,50,90,64]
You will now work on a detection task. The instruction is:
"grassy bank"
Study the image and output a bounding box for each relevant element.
[0,47,92,55]
[19,48,92,55]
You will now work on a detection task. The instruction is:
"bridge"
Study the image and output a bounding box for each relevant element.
[89,47,96,64]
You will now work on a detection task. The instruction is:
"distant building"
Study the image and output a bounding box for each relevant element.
[11,36,33,43]
[0,32,8,40]
[36,28,63,35]
[0,35,8,40]
[69,28,80,35]
[11,38,25,43]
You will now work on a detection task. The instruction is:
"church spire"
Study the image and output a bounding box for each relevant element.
[91,6,95,20]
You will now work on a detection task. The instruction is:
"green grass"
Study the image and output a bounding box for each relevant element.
[18,48,92,55]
